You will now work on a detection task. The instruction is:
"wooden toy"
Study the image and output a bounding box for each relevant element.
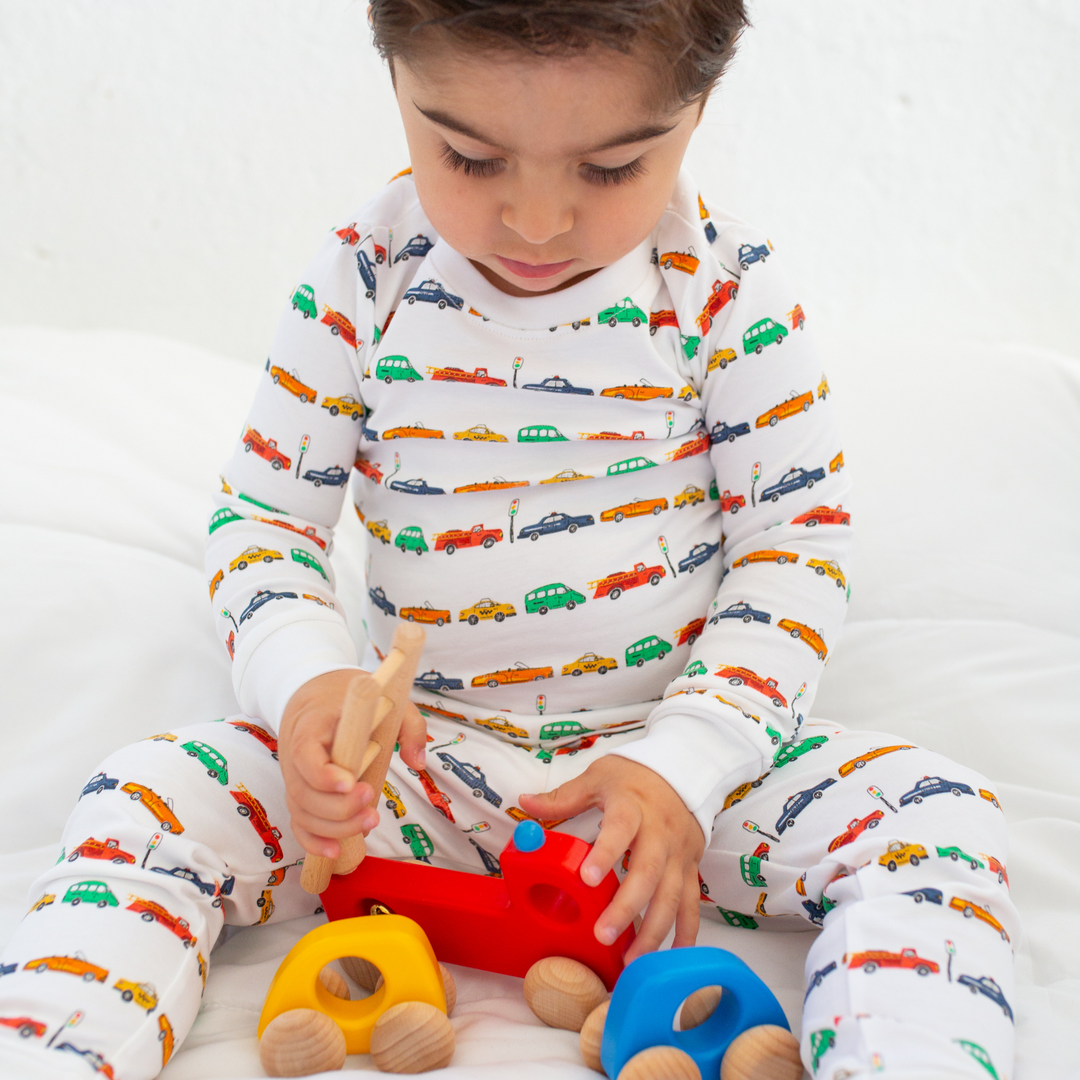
[370,1001,455,1073]
[679,985,723,1030]
[600,948,795,1080]
[524,956,609,1031]
[367,962,458,1015]
[580,999,609,1071]
[300,622,425,895]
[719,1026,802,1080]
[321,820,634,990]
[258,915,447,1057]
[618,1046,701,1080]
[259,1008,347,1077]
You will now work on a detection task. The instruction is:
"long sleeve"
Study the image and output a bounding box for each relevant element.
[614,204,853,838]
[205,224,378,727]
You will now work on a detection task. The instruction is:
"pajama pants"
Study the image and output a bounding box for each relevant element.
[0,714,1017,1080]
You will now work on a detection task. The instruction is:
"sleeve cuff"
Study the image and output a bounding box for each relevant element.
[609,708,768,840]
[232,612,362,729]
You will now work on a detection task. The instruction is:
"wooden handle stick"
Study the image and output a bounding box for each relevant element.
[300,623,426,894]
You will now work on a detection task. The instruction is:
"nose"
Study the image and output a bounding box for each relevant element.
[501,182,573,248]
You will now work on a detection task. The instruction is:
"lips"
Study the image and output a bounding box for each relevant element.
[495,255,575,279]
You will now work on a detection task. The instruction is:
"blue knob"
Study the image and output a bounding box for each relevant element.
[513,820,545,852]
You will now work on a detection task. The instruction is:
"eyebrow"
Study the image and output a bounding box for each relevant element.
[415,104,677,154]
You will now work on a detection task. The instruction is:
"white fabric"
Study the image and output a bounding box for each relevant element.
[0,327,1077,1079]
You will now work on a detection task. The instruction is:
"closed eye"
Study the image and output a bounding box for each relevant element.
[440,144,503,177]
[580,158,646,186]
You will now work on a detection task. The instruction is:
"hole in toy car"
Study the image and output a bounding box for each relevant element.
[338,955,383,994]
[528,883,582,924]
[672,985,723,1031]
[360,898,396,917]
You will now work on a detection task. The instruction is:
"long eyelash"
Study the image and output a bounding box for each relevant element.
[581,158,647,186]
[440,144,503,177]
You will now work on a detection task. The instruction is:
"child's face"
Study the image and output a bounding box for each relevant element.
[393,45,701,297]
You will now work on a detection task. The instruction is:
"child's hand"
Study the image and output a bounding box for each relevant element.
[519,756,705,963]
[277,670,428,858]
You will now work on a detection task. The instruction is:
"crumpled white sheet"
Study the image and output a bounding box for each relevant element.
[0,327,1076,1078]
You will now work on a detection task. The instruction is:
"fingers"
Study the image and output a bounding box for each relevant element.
[287,796,379,857]
[287,716,356,794]
[396,702,428,771]
[519,773,597,826]
[623,865,686,963]
[582,799,640,886]
[671,875,701,951]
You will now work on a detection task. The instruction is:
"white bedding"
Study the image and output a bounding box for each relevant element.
[1,327,1076,1078]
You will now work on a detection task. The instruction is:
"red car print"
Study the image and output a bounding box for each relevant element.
[675,617,706,647]
[590,562,666,600]
[411,768,456,823]
[695,279,739,336]
[982,855,1010,887]
[226,630,235,660]
[320,306,358,348]
[126,897,197,948]
[665,432,711,462]
[242,427,291,471]
[791,505,850,527]
[720,490,746,513]
[649,309,680,335]
[229,721,278,759]
[250,516,328,551]
[845,948,939,976]
[0,1016,47,1038]
[68,838,136,865]
[230,783,284,862]
[434,524,503,554]
[714,665,787,708]
[827,811,884,852]
[355,459,384,484]
[335,223,360,245]
[428,365,507,387]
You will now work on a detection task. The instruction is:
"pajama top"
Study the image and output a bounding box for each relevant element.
[206,169,853,837]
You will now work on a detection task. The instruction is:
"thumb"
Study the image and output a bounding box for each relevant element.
[520,773,596,821]
[396,702,428,770]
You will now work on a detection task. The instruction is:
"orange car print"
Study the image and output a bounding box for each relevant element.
[980,788,1001,809]
[791,505,850,527]
[658,249,700,275]
[400,602,451,626]
[472,662,554,688]
[158,1014,175,1065]
[454,476,529,492]
[208,569,223,600]
[756,390,813,428]
[416,702,468,725]
[829,451,844,473]
[734,549,799,568]
[715,666,787,707]
[600,380,673,400]
[949,897,1010,941]
[269,365,317,403]
[126,897,197,948]
[69,837,136,865]
[24,954,109,982]
[120,783,184,834]
[384,422,444,439]
[600,496,668,522]
[838,745,914,777]
[539,469,592,484]
[777,619,828,660]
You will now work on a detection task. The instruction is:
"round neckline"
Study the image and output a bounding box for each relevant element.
[427,238,658,330]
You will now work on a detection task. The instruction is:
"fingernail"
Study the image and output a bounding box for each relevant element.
[598,925,617,945]
[583,865,602,886]
[335,781,350,793]
[323,846,336,858]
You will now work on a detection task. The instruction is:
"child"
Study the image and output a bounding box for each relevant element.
[0,3,1017,1078]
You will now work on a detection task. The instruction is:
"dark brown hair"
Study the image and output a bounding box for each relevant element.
[369,0,750,110]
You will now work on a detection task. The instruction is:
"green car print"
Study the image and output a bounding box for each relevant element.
[742,316,788,355]
[524,583,586,615]
[680,334,701,359]
[773,735,829,768]
[375,355,423,383]
[208,507,244,535]
[810,1029,835,1072]
[291,549,328,579]
[715,905,758,929]
[518,425,568,443]
[395,525,428,554]
[682,660,708,678]
[63,881,119,908]
[181,741,229,785]
[400,823,434,862]
[535,748,553,764]
[540,720,592,741]
[739,854,767,888]
[708,479,719,500]
[937,845,984,870]
[765,725,782,751]
[606,455,656,477]
[954,1040,1000,1080]
[599,298,646,327]
[625,635,672,667]
[291,283,318,319]
[238,492,286,513]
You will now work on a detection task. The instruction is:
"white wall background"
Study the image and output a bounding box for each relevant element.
[1,0,1078,365]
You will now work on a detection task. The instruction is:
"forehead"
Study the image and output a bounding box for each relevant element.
[396,45,680,155]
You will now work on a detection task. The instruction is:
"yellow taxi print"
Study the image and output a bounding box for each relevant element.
[383,782,406,819]
[459,598,517,624]
[879,841,928,871]
[675,485,704,509]
[229,545,283,572]
[561,653,618,676]
[115,978,158,1013]
[807,558,847,589]
[454,424,508,442]
[383,422,444,439]
[29,893,55,913]
[708,348,737,372]
[366,519,391,544]
[677,384,698,402]
[256,889,275,924]
[474,716,530,738]
[321,393,364,419]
